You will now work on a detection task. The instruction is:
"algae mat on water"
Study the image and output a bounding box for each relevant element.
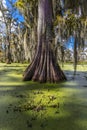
[0,63,87,130]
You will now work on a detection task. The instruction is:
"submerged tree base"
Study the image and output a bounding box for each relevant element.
[23,45,67,83]
[6,59,11,64]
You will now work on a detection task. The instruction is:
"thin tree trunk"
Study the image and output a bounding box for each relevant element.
[23,0,66,83]
[73,35,77,77]
[6,35,11,64]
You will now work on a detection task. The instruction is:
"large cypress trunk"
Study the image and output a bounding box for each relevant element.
[23,0,66,83]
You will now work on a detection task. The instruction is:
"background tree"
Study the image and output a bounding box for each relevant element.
[16,0,38,62]
[0,0,19,63]
[55,4,87,75]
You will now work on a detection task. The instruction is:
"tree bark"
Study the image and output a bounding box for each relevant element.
[23,0,66,83]
[73,35,77,76]
[6,35,11,64]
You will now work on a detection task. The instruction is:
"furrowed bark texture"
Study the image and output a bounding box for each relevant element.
[23,0,66,83]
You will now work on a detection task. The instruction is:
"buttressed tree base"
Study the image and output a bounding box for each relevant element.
[23,0,66,83]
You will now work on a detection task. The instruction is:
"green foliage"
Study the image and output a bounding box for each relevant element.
[15,0,37,10]
[55,10,87,36]
[65,10,80,34]
[15,0,24,8]
[54,15,64,26]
